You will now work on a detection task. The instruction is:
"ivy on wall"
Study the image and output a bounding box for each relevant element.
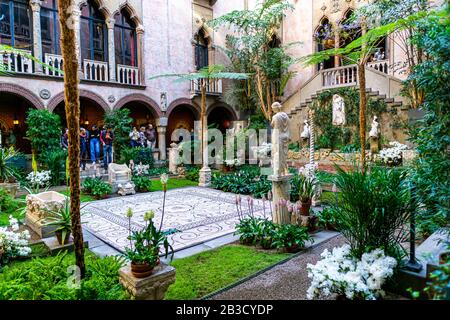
[310,87,388,150]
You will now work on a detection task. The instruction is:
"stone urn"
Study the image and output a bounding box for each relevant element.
[25,191,66,238]
[0,182,20,198]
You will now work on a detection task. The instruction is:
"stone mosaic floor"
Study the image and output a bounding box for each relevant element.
[82,187,268,253]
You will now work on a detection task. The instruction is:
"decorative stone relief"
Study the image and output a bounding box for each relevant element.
[39,89,51,100]
[108,95,116,103]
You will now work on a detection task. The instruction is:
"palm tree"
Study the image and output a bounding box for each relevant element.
[57,0,85,278]
[149,65,248,185]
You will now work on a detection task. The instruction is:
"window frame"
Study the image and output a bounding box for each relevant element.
[80,1,107,62]
[114,10,137,67]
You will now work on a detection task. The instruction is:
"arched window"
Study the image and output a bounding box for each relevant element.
[114,9,136,66]
[194,29,209,70]
[41,0,60,56]
[0,0,32,50]
[314,17,334,70]
[80,0,107,61]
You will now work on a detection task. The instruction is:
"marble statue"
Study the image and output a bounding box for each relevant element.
[300,119,310,139]
[369,116,380,138]
[332,94,346,126]
[271,102,290,177]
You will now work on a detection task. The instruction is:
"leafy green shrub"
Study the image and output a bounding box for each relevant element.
[0,188,20,214]
[45,149,67,186]
[0,147,21,183]
[0,252,128,300]
[132,176,152,192]
[120,147,154,167]
[26,109,61,163]
[184,166,200,181]
[147,167,169,176]
[103,108,132,162]
[272,224,312,251]
[82,178,111,199]
[235,217,261,245]
[330,165,410,261]
[315,207,338,230]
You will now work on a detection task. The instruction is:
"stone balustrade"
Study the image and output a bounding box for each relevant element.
[44,53,64,77]
[0,50,33,74]
[190,78,223,95]
[117,64,140,85]
[321,65,358,88]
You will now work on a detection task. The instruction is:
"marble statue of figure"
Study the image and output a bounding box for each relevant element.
[332,94,346,125]
[271,102,290,177]
[300,119,310,139]
[369,116,380,138]
[160,92,167,111]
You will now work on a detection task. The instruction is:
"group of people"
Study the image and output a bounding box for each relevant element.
[129,124,156,149]
[61,125,114,171]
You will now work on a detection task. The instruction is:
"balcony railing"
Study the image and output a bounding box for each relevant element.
[367,59,390,75]
[83,59,109,82]
[190,78,223,95]
[117,64,139,85]
[322,65,358,88]
[44,53,64,77]
[1,50,33,74]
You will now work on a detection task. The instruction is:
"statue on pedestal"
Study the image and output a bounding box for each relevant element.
[332,94,346,126]
[300,119,310,139]
[271,102,290,177]
[369,116,380,154]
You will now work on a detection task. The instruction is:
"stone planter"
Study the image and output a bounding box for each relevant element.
[25,191,66,238]
[119,263,176,300]
[0,182,20,198]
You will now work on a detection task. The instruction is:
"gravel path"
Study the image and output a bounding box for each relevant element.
[211,235,346,300]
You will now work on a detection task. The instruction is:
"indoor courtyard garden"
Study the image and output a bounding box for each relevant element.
[0,0,448,315]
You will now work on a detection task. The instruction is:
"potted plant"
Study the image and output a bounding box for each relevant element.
[124,210,174,278]
[297,174,317,216]
[272,224,312,253]
[42,195,86,245]
[0,147,20,197]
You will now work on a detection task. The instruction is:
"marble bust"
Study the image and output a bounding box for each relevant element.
[332,94,346,126]
[271,102,290,177]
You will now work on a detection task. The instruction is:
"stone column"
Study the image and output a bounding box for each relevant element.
[106,18,116,82]
[168,143,180,174]
[199,113,211,187]
[334,26,341,68]
[157,117,168,161]
[309,109,321,207]
[30,0,43,74]
[136,26,145,85]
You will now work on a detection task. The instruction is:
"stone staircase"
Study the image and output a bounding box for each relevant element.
[282,64,407,119]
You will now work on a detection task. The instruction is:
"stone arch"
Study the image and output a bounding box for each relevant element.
[47,89,109,112]
[112,2,143,27]
[167,98,201,120]
[0,83,44,109]
[339,8,354,25]
[207,102,238,120]
[78,0,111,19]
[114,94,162,118]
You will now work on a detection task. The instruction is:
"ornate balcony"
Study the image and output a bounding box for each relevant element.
[0,50,33,74]
[190,78,223,96]
[117,64,140,85]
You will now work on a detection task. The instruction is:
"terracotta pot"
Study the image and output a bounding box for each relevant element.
[300,200,312,216]
[285,243,301,253]
[439,251,450,265]
[55,230,71,245]
[131,262,155,278]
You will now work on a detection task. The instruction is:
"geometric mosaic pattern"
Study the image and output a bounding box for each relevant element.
[82,187,268,253]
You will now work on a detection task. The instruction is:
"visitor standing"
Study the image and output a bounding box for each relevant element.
[145,124,156,149]
[80,128,88,170]
[100,126,114,170]
[139,126,147,148]
[61,128,69,150]
[90,125,101,164]
[129,127,139,147]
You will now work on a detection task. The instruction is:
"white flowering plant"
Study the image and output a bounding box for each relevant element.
[0,216,31,267]
[133,164,150,177]
[379,141,408,166]
[307,245,397,300]
[26,170,51,188]
[224,158,242,167]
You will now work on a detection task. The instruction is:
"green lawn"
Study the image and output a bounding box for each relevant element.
[165,244,291,300]
[151,178,197,191]
[58,190,96,202]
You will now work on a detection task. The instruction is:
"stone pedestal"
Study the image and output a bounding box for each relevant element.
[25,191,66,238]
[168,143,180,174]
[268,174,293,225]
[198,167,212,187]
[370,137,379,154]
[119,263,176,300]
[118,182,136,196]
[108,163,132,194]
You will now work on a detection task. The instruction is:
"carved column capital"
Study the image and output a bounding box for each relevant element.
[106,18,115,30]
[30,0,41,12]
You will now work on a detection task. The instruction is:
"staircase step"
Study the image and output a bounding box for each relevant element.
[384,98,395,103]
